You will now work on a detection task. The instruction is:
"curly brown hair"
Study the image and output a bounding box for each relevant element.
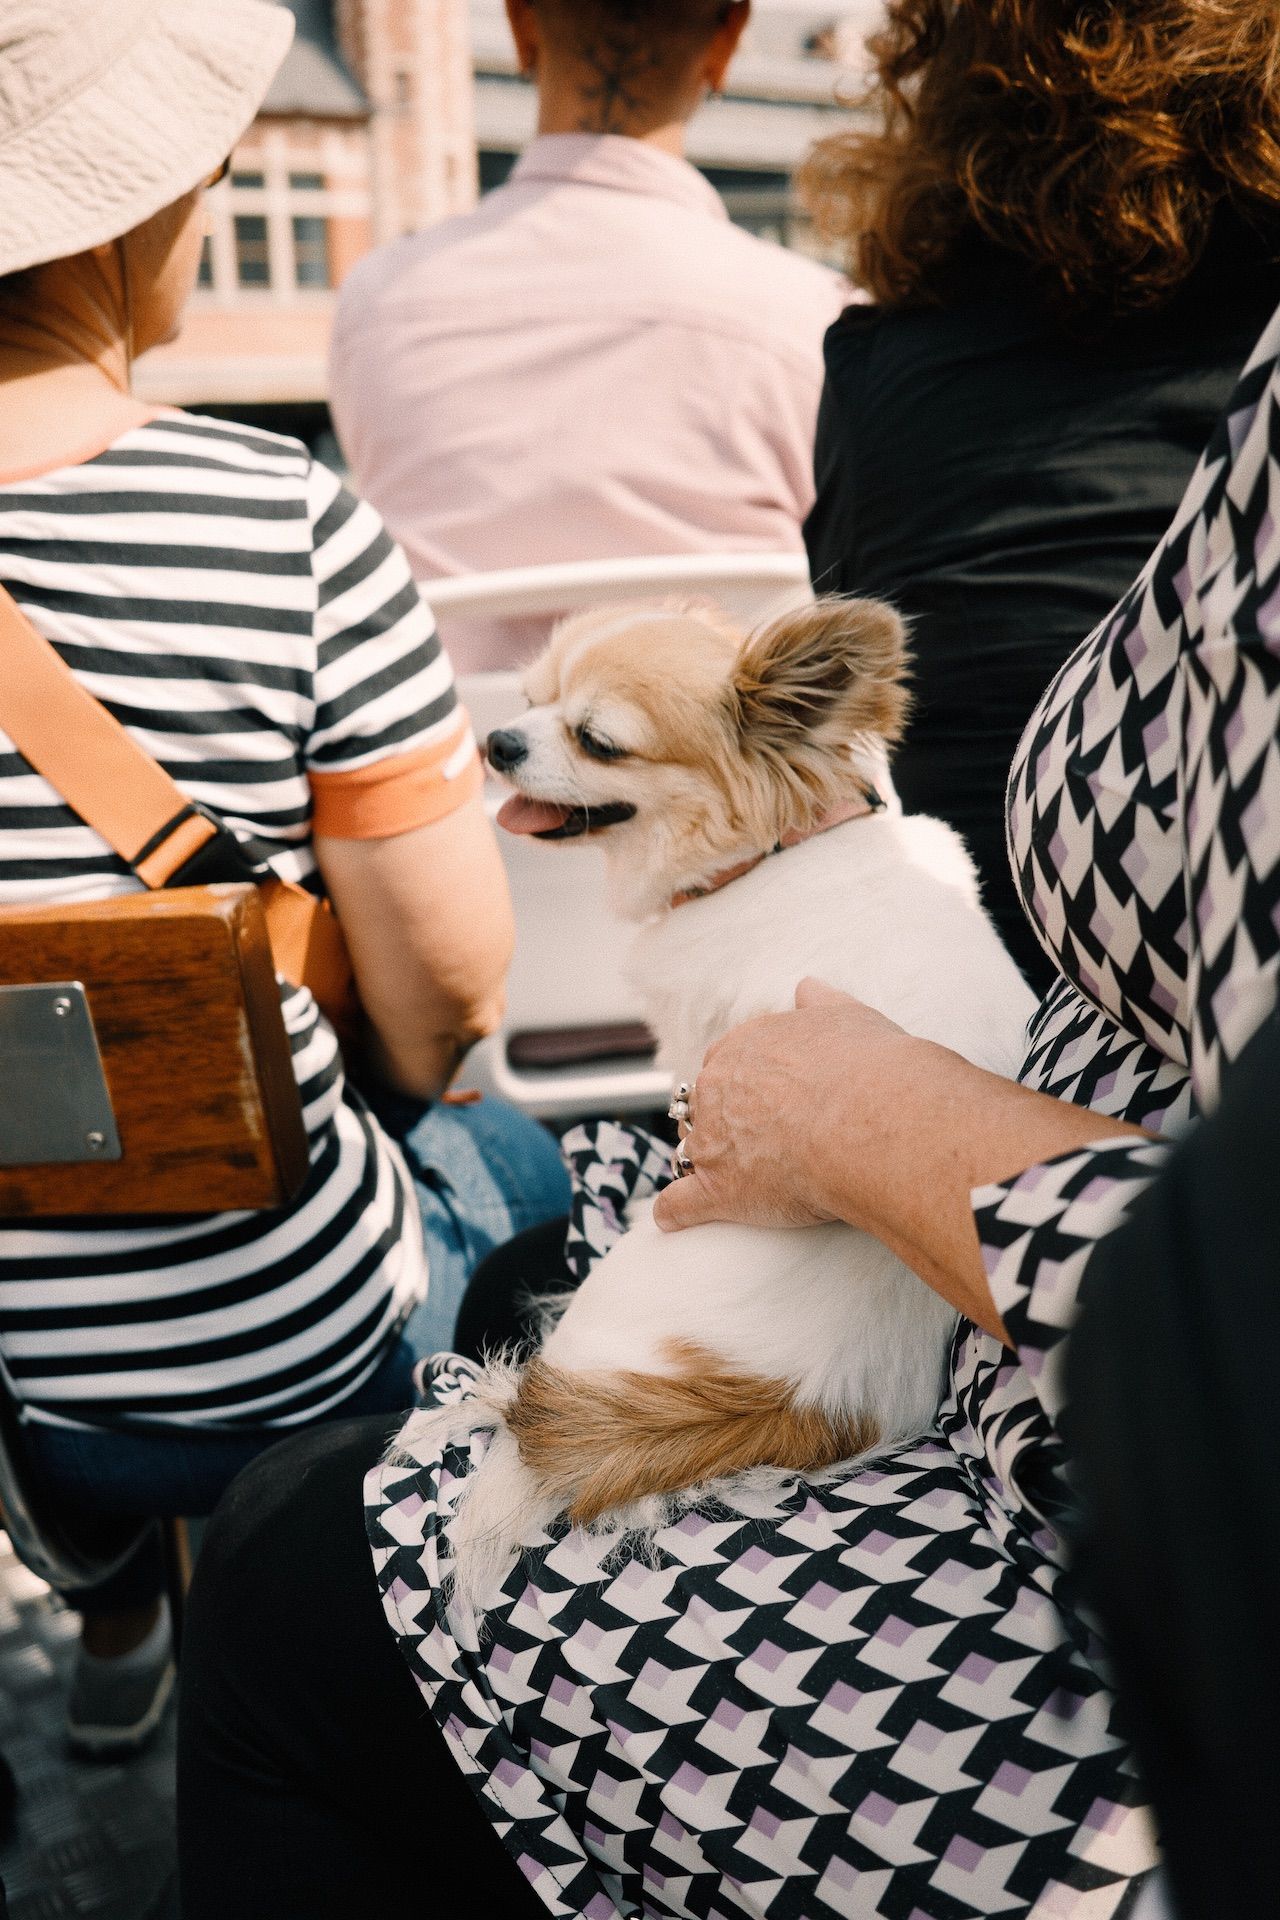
[799,0,1280,318]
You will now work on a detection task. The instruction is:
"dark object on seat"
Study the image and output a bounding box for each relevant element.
[507,1021,657,1071]
[0,1366,188,1652]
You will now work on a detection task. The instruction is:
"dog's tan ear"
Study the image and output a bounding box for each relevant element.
[730,596,910,755]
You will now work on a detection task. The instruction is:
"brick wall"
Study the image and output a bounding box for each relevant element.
[136,0,474,408]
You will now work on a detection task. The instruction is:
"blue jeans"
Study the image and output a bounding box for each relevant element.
[24,1336,423,1613]
[378,1092,571,1357]
[22,1093,569,1610]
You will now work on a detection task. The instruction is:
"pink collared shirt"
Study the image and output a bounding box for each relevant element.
[330,135,847,670]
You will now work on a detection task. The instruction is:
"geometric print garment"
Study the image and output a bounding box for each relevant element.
[366,304,1280,1919]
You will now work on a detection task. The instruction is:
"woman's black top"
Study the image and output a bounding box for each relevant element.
[805,218,1280,990]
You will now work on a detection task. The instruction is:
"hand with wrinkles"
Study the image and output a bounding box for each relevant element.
[654,978,907,1234]
[653,977,1147,1345]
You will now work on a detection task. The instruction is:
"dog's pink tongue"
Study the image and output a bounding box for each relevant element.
[496,794,574,835]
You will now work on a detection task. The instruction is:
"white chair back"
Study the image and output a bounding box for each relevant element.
[440,555,815,1122]
[425,550,812,628]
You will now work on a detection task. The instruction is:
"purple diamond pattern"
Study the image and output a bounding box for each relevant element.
[365,312,1280,1917]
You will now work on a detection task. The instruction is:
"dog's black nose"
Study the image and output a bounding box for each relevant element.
[486,728,529,772]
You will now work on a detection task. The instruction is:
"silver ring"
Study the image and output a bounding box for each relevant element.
[668,1080,694,1126]
[671,1139,694,1179]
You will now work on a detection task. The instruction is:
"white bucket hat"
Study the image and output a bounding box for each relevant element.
[0,0,295,278]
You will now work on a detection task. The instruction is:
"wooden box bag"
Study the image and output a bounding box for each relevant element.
[0,585,358,1218]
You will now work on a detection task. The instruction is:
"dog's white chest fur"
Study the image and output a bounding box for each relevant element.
[630,811,1031,1083]
[541,813,1034,1421]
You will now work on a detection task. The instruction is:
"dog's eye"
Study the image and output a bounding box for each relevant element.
[576,724,627,762]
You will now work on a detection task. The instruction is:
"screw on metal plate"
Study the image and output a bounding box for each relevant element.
[0,983,122,1165]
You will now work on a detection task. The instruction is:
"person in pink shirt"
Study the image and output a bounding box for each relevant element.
[329,0,847,671]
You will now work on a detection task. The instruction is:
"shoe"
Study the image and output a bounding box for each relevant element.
[66,1603,175,1758]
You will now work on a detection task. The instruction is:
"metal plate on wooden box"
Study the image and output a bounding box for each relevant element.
[0,982,121,1165]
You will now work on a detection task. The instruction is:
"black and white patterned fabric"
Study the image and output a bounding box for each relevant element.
[366,307,1280,1917]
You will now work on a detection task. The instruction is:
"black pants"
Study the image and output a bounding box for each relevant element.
[1067,1015,1280,1920]
[176,1414,545,1919]
[452,1213,572,1361]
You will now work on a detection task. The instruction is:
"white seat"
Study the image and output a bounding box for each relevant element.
[440,554,814,1123]
[425,549,813,626]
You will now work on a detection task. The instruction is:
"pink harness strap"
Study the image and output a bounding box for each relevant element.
[669,787,884,909]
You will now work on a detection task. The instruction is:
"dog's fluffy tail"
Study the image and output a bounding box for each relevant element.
[392,1359,560,1627]
[393,1344,883,1628]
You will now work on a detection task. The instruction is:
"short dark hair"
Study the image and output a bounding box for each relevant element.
[534,0,732,107]
[536,0,729,39]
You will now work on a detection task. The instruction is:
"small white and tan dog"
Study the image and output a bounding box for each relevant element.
[406,597,1035,1620]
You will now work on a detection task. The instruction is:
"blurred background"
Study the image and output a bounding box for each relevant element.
[132,0,879,456]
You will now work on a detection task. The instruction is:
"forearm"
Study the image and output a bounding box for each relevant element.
[315,801,514,1100]
[657,984,1151,1345]
[362,1005,493,1103]
[338,933,509,1100]
[811,1036,1148,1342]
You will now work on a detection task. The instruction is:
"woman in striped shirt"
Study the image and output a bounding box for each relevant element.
[0,0,568,1752]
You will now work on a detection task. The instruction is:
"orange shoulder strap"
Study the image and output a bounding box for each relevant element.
[0,584,356,1029]
[0,583,221,886]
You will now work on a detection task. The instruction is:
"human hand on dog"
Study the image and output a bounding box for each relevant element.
[655,975,1154,1345]
[653,978,915,1235]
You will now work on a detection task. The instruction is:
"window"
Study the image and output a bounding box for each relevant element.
[201,161,344,297]
[197,235,213,289]
[234,213,270,287]
[291,215,330,289]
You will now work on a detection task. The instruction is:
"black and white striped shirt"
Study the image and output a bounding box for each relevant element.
[0,413,478,1431]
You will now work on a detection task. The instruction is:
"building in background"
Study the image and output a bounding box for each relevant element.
[135,0,868,419]
[136,0,476,411]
